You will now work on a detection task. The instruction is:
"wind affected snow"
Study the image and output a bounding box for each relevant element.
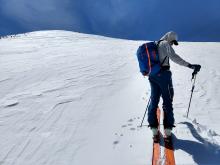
[0,30,220,165]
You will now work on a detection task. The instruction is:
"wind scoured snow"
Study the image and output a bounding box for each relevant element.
[0,30,220,165]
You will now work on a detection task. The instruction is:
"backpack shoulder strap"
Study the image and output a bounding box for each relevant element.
[156,40,164,47]
[161,56,168,66]
[155,40,168,66]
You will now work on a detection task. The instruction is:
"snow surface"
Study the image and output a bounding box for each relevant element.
[0,30,220,165]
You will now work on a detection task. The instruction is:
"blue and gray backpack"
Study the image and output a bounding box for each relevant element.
[136,41,165,76]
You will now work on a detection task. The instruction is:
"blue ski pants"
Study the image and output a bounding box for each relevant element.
[147,70,175,128]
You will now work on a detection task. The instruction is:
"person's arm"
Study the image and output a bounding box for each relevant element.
[161,42,201,75]
[163,43,190,67]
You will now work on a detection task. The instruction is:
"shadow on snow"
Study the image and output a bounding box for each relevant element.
[173,122,220,164]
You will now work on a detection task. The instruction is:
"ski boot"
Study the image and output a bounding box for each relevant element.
[164,128,172,143]
[151,128,160,143]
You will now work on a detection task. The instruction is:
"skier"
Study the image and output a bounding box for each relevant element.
[145,31,201,140]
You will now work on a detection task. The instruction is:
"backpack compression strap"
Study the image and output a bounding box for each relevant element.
[145,44,152,75]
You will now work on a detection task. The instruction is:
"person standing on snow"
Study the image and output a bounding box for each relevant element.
[146,31,201,139]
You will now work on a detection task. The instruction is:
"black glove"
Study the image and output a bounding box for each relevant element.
[188,64,201,72]
[188,64,201,79]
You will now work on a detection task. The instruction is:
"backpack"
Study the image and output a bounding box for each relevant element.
[136,41,165,76]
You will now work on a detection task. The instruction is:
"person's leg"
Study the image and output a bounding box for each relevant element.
[159,71,175,129]
[147,79,161,128]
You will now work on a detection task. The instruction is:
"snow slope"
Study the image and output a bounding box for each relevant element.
[0,31,220,165]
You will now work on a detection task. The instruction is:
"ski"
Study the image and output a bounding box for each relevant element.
[164,133,175,165]
[152,108,161,165]
[163,126,175,164]
[151,108,176,165]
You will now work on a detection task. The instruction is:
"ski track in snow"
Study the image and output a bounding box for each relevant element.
[0,30,220,165]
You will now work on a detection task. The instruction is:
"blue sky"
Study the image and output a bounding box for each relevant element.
[0,0,220,41]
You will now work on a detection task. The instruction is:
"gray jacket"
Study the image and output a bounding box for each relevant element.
[158,31,190,67]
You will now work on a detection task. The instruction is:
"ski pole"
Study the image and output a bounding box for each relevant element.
[186,74,197,118]
[140,97,151,127]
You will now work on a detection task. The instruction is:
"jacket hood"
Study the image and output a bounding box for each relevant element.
[160,31,178,45]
